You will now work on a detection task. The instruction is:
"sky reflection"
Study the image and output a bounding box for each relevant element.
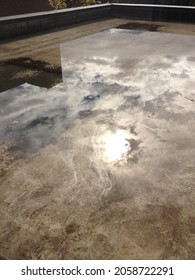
[98,130,130,163]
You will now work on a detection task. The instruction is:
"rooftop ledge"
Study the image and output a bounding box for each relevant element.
[1,3,195,22]
[112,3,195,10]
[0,4,110,22]
[0,3,195,40]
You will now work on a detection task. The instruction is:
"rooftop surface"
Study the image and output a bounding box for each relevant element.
[0,19,195,259]
[1,18,195,92]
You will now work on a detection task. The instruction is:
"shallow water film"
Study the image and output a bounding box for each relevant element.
[0,29,195,259]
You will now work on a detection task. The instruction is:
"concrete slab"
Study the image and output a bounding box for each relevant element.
[0,29,195,259]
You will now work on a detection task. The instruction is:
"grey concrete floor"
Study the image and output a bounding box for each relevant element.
[0,19,195,260]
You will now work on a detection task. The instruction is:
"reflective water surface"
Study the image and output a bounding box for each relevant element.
[0,29,195,259]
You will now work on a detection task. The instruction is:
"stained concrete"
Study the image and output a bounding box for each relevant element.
[0,27,195,260]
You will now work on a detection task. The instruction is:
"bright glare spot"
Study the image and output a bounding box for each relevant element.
[104,130,130,162]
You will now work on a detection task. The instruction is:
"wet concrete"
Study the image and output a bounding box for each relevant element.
[1,18,195,93]
[0,29,195,260]
[0,60,61,93]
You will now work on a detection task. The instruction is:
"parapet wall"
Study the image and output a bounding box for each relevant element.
[0,4,111,40]
[0,4,195,40]
[111,3,195,22]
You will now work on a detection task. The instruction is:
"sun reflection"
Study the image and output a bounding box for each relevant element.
[104,130,130,162]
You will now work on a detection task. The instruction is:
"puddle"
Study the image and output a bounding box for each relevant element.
[1,29,195,155]
[0,28,195,260]
[116,22,164,32]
